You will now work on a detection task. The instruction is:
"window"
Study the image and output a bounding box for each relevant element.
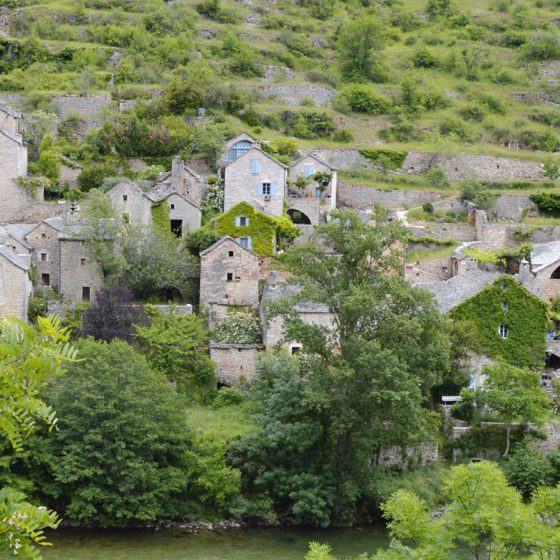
[225,140,252,162]
[236,237,252,250]
[41,273,50,286]
[251,159,261,174]
[236,216,249,227]
[304,164,314,177]
[40,253,47,262]
[502,282,508,291]
[502,301,509,311]
[122,195,128,201]
[82,287,91,302]
[41,233,46,239]
[170,204,175,210]
[226,272,233,282]
[291,345,301,355]
[228,251,234,257]
[262,182,271,196]
[316,187,322,198]
[499,325,509,339]
[80,258,86,266]
[170,219,183,238]
[122,212,130,224]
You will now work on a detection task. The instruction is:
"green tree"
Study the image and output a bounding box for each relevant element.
[33,339,196,526]
[213,311,261,344]
[0,317,77,559]
[135,307,216,402]
[234,209,451,525]
[465,363,550,457]
[336,17,386,82]
[459,179,497,209]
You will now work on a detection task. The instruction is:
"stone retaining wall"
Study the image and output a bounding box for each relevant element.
[338,183,445,210]
[251,85,336,106]
[409,223,477,242]
[378,442,439,468]
[0,93,113,117]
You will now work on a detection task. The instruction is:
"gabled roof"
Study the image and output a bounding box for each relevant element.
[144,184,201,209]
[0,245,30,271]
[530,240,560,273]
[225,145,288,169]
[199,235,258,258]
[261,277,330,314]
[0,102,22,119]
[422,270,503,313]
[7,223,36,250]
[0,128,23,145]
[291,153,336,171]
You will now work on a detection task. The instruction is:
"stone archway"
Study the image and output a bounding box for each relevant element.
[551,266,560,279]
[287,208,311,225]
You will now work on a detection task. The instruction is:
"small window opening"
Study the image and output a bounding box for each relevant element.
[122,195,128,201]
[262,182,271,196]
[170,204,175,210]
[81,258,86,266]
[237,237,250,249]
[502,282,508,291]
[502,301,509,311]
[170,219,183,238]
[291,345,301,355]
[40,253,47,262]
[499,325,509,339]
[238,216,249,227]
[226,272,233,282]
[82,286,91,302]
[41,233,46,239]
[228,251,234,257]
[41,273,50,286]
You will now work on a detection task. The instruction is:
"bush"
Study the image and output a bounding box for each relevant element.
[439,117,471,140]
[214,387,245,408]
[543,159,560,181]
[422,202,434,213]
[458,105,486,122]
[359,148,407,170]
[504,442,554,499]
[520,33,560,61]
[213,311,261,344]
[519,129,559,152]
[529,192,560,215]
[184,226,221,256]
[332,128,354,143]
[412,47,437,68]
[78,164,118,192]
[335,84,391,115]
[460,179,497,209]
[427,0,456,18]
[425,167,450,188]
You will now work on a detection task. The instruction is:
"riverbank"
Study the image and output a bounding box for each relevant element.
[43,526,388,560]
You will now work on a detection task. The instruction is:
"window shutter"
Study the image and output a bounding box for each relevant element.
[304,165,314,177]
[247,237,253,250]
[251,160,260,174]
[235,216,240,226]
[271,183,277,197]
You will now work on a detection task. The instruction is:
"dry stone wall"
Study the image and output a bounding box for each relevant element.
[252,85,335,106]
[338,182,445,209]
[378,442,439,468]
[209,343,263,385]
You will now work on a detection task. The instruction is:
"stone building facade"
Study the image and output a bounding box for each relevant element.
[200,236,260,327]
[209,342,263,385]
[0,247,31,319]
[224,146,287,217]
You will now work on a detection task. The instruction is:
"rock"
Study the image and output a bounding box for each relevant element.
[262,65,295,82]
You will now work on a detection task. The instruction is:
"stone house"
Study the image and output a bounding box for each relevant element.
[260,271,335,352]
[5,223,35,255]
[0,245,32,320]
[223,146,287,217]
[199,236,260,327]
[519,241,560,301]
[219,132,258,169]
[214,201,279,256]
[209,342,263,385]
[107,179,201,237]
[0,104,42,223]
[151,156,207,207]
[287,154,337,225]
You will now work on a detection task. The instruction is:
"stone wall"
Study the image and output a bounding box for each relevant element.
[108,181,152,227]
[310,149,373,170]
[402,151,543,181]
[0,93,113,117]
[409,223,477,242]
[405,256,454,285]
[491,194,534,221]
[8,201,71,224]
[378,442,439,468]
[531,422,560,453]
[286,196,321,225]
[0,253,31,320]
[209,343,263,385]
[338,183,445,210]
[251,85,335,106]
[25,222,62,289]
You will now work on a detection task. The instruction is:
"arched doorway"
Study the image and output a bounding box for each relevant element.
[288,208,311,225]
[551,266,560,279]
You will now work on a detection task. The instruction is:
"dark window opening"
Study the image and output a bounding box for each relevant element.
[41,233,46,239]
[123,195,128,201]
[227,272,233,282]
[82,287,91,302]
[262,182,271,196]
[288,208,311,225]
[170,204,175,210]
[499,325,508,339]
[170,219,183,238]
[41,273,50,286]
[228,251,234,257]
[81,258,86,266]
[291,345,301,355]
[40,253,47,262]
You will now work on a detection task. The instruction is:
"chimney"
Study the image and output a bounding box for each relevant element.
[171,156,185,192]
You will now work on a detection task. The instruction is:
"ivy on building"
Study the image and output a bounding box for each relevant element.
[151,200,171,236]
[451,276,549,368]
[214,202,298,256]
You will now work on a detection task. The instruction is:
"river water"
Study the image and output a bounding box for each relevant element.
[43,526,387,560]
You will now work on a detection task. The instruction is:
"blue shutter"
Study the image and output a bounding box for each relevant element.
[271,183,277,197]
[257,183,263,196]
[251,160,260,174]
[235,216,240,226]
[247,237,253,250]
[304,165,314,177]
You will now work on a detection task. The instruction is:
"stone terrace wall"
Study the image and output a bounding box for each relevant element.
[8,202,71,224]
[409,223,477,242]
[252,85,335,106]
[338,183,445,209]
[491,194,534,221]
[378,442,439,468]
[310,149,373,170]
[0,93,113,117]
[402,151,543,181]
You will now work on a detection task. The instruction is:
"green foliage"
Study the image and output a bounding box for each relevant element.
[543,159,560,181]
[150,200,171,236]
[78,164,118,193]
[213,311,261,344]
[279,110,335,139]
[359,149,407,170]
[135,307,216,402]
[184,225,221,257]
[213,387,245,408]
[332,128,353,143]
[425,167,450,188]
[426,0,456,18]
[459,179,498,209]
[530,192,560,215]
[451,276,549,367]
[335,85,391,115]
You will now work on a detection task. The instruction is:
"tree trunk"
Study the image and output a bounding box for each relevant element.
[503,425,511,458]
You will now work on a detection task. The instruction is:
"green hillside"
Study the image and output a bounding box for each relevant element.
[1,0,559,181]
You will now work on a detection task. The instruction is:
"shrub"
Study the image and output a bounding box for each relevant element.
[78,164,118,192]
[213,311,261,344]
[529,192,560,215]
[427,0,456,18]
[412,47,437,68]
[359,148,407,169]
[458,105,486,122]
[335,84,391,115]
[520,33,560,61]
[543,159,560,181]
[459,179,497,209]
[425,167,450,188]
[332,128,354,143]
[439,117,471,140]
[214,387,245,408]
[519,129,559,152]
[422,202,434,213]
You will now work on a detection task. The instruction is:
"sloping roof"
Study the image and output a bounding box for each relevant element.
[261,278,330,313]
[43,216,70,232]
[225,145,288,169]
[0,245,30,271]
[0,127,23,145]
[530,240,560,273]
[199,235,258,258]
[0,102,22,119]
[144,184,201,209]
[292,152,336,170]
[422,270,502,313]
[7,223,36,250]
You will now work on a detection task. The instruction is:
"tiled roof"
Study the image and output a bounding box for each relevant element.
[530,240,560,273]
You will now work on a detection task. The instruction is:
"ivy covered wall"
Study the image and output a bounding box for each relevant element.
[451,276,549,368]
[151,200,170,236]
[215,202,277,256]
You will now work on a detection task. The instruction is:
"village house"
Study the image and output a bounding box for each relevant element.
[0,103,43,223]
[287,154,337,226]
[199,236,260,328]
[209,341,264,386]
[223,145,288,218]
[518,241,560,302]
[0,245,32,320]
[151,156,207,207]
[107,179,201,237]
[219,132,258,169]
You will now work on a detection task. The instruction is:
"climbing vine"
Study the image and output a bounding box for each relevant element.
[151,201,171,236]
[451,276,548,368]
[359,148,407,169]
